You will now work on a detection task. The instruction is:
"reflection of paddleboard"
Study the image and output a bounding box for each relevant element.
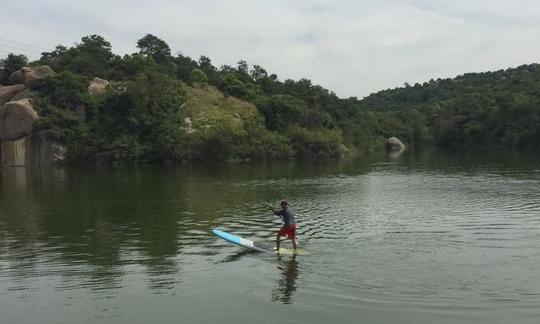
[212,229,302,255]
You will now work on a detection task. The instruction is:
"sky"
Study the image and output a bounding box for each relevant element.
[1,0,540,98]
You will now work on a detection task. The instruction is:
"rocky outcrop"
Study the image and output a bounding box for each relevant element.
[0,84,26,105]
[0,99,39,141]
[385,137,405,152]
[1,137,29,166]
[9,66,55,89]
[182,117,196,134]
[0,66,66,166]
[88,77,109,96]
[385,137,405,159]
[1,134,66,166]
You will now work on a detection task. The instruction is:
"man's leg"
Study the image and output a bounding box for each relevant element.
[276,232,281,250]
[291,231,298,250]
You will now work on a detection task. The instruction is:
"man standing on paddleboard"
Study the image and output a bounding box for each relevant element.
[269,200,298,251]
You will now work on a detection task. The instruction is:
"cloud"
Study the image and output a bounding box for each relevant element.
[1,0,539,98]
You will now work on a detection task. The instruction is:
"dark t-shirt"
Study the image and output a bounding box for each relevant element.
[275,207,295,227]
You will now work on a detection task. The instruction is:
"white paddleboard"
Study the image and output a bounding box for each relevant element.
[212,229,302,255]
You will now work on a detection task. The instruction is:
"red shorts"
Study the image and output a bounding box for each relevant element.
[278,224,296,240]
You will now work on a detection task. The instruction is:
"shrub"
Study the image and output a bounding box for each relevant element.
[287,126,344,159]
[189,68,208,84]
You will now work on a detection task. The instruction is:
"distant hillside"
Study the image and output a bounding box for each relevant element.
[360,64,540,111]
[356,64,540,148]
[0,34,538,165]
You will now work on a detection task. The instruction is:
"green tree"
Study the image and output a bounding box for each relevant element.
[287,126,344,159]
[39,71,91,110]
[94,71,185,162]
[39,45,70,71]
[198,56,217,83]
[137,34,172,63]
[189,68,208,84]
[250,65,268,82]
[68,35,115,77]
[40,35,115,77]
[175,54,199,81]
[257,95,307,130]
[217,73,249,98]
[236,60,249,75]
[0,53,28,84]
[119,53,158,77]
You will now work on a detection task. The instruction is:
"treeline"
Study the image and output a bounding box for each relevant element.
[0,34,539,164]
[359,65,540,148]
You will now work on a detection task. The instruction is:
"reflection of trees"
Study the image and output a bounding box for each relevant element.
[56,167,186,291]
[0,160,381,295]
[1,162,353,294]
[0,168,61,289]
[271,255,299,304]
[0,167,186,292]
[400,147,540,172]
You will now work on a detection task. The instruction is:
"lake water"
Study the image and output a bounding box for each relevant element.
[1,149,540,324]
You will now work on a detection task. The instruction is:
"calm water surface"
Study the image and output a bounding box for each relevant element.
[1,150,539,324]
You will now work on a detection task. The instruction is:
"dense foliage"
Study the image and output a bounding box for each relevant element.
[358,65,540,148]
[0,53,28,84]
[1,34,538,164]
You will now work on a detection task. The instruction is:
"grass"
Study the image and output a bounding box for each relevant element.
[181,83,260,131]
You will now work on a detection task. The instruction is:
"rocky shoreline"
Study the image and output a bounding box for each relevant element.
[0,66,108,166]
[0,65,406,166]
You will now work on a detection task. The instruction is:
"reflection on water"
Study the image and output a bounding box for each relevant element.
[272,255,299,304]
[1,149,540,324]
[219,250,253,263]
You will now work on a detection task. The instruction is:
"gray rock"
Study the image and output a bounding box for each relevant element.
[385,137,405,152]
[0,84,26,105]
[9,66,56,89]
[0,99,39,141]
[8,67,27,85]
[1,136,29,166]
[1,134,66,166]
[88,77,109,95]
[385,137,405,160]
[182,117,196,134]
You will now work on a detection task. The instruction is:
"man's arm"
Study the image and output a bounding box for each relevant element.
[268,205,284,220]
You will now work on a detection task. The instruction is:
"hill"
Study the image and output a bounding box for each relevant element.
[357,64,540,148]
[0,34,538,165]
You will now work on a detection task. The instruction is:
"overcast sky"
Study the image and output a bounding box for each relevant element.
[1,0,540,98]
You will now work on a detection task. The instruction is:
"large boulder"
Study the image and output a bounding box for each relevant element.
[385,137,405,159]
[9,66,56,89]
[1,134,66,166]
[385,137,405,152]
[0,84,26,105]
[1,136,29,166]
[88,77,109,95]
[8,68,26,85]
[0,98,39,141]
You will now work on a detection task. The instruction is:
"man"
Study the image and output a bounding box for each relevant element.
[269,200,298,251]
